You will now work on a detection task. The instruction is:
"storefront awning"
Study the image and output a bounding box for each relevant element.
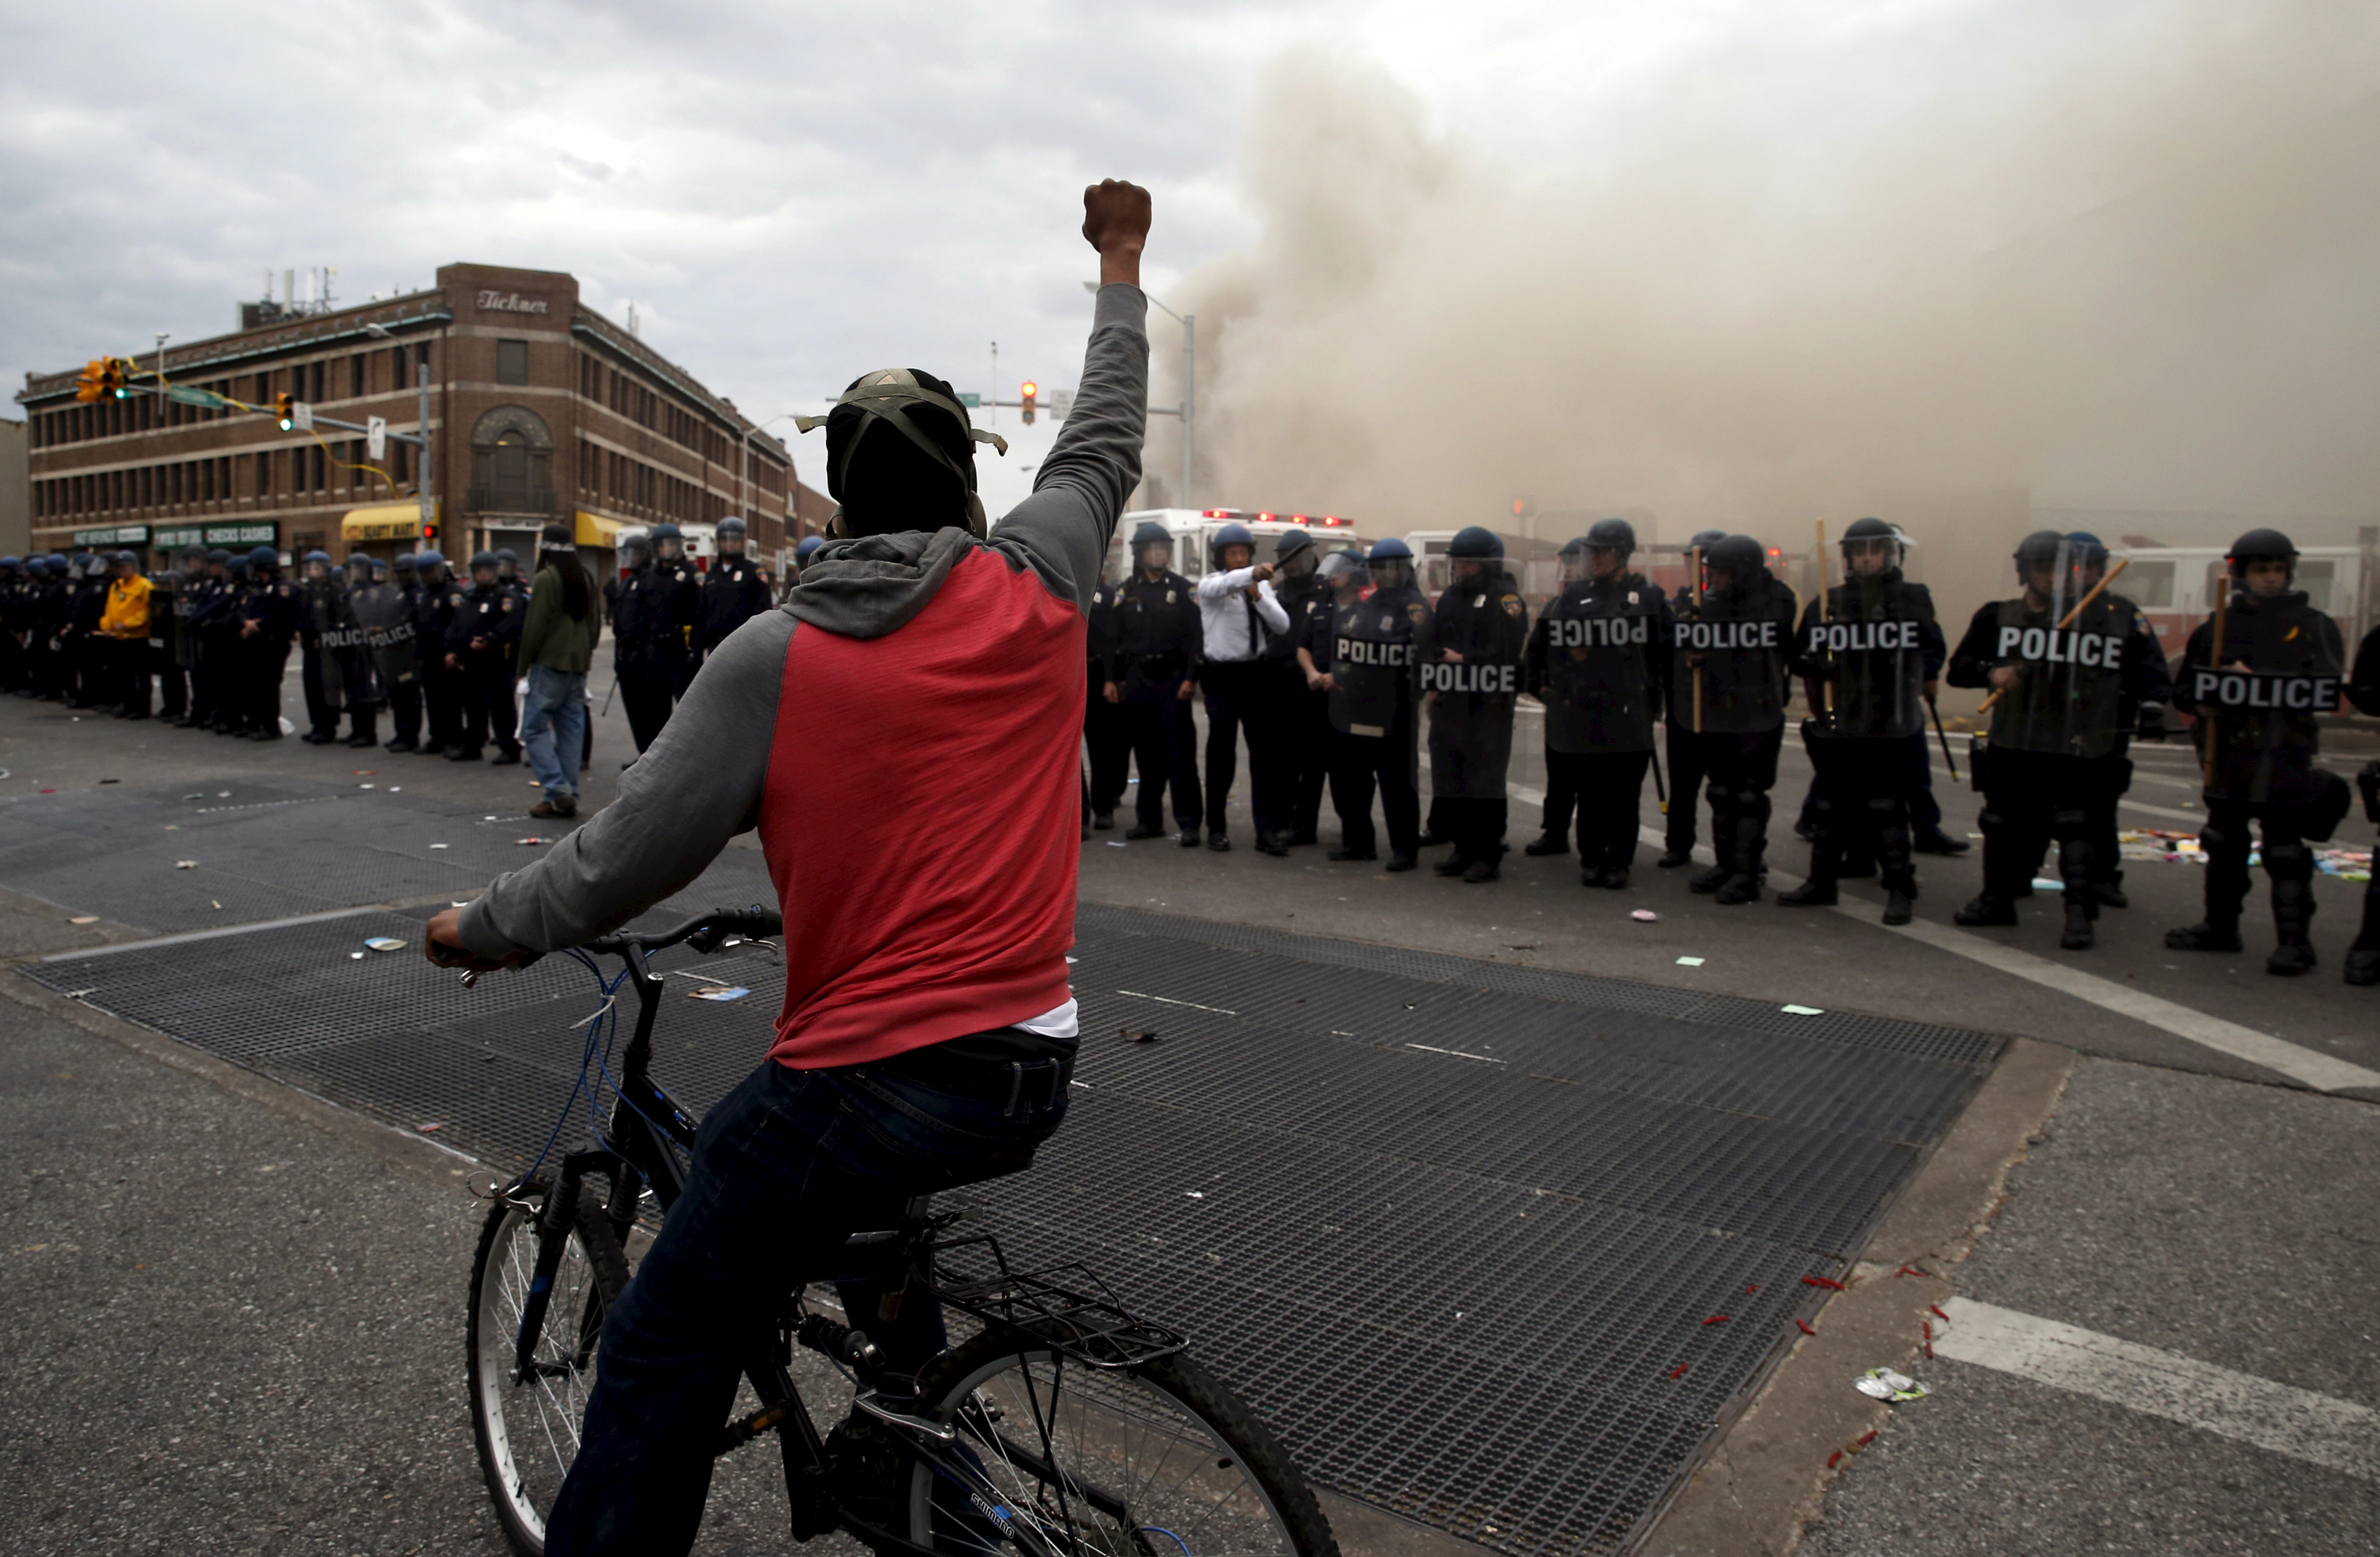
[341,501,439,543]
[575,510,630,547]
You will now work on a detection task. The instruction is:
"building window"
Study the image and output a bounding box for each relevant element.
[497,339,530,386]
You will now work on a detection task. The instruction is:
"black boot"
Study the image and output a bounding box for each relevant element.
[2344,875,2380,988]
[1690,786,1735,894]
[2168,817,2250,954]
[2265,840,2318,976]
[1715,791,1768,905]
[1524,833,1569,857]
[1656,845,1694,868]
[1875,798,1916,925]
[1778,797,1838,907]
[2055,827,2096,949]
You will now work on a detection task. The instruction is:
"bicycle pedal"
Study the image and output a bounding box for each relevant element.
[853,1391,956,1442]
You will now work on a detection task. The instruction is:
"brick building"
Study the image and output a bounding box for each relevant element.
[16,262,821,573]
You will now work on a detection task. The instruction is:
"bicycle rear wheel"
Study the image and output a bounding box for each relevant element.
[905,1326,1339,1557]
[465,1185,630,1557]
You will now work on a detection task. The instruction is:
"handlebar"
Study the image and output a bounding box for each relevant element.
[581,904,783,959]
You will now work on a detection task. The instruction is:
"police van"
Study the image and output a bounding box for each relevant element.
[1098,508,1369,585]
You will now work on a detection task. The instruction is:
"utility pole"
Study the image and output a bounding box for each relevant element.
[418,362,434,545]
[988,342,999,426]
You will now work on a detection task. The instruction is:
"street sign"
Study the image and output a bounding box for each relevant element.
[367,417,387,459]
[958,392,981,408]
[165,384,228,409]
[291,401,314,432]
[73,525,150,547]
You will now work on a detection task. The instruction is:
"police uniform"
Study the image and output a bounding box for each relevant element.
[1425,539,1527,881]
[412,561,463,755]
[1670,536,1800,903]
[649,547,700,696]
[1106,561,1205,839]
[1267,536,1334,847]
[696,553,775,659]
[605,560,683,754]
[445,571,524,761]
[2343,622,2380,987]
[382,561,425,750]
[296,559,347,741]
[1527,550,1673,887]
[1328,574,1431,863]
[233,558,300,738]
[1946,533,2171,948]
[1784,523,1944,923]
[340,563,413,749]
[2166,530,2348,974]
[187,558,239,728]
[1082,579,1131,825]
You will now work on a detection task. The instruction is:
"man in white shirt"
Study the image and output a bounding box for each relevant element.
[1194,522,1292,852]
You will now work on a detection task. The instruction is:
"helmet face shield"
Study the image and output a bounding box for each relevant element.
[1133,539,1173,574]
[1843,537,1896,577]
[1370,556,1414,592]
[621,538,652,569]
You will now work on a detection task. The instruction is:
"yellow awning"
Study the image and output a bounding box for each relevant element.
[341,501,439,543]
[576,510,630,547]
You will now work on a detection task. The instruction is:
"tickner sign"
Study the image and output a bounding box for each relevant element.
[1421,661,1519,694]
[477,290,551,315]
[2190,670,2341,712]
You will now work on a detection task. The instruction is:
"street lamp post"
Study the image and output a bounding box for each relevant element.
[1084,282,1193,507]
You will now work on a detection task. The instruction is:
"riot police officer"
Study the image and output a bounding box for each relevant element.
[1670,534,1799,903]
[1103,521,1204,844]
[1422,527,1526,882]
[2344,618,2380,987]
[1659,529,1732,868]
[295,551,346,742]
[1946,532,2172,950]
[1781,518,1944,925]
[382,554,424,751]
[342,550,414,749]
[494,547,524,589]
[445,549,524,763]
[696,516,775,659]
[411,551,462,756]
[1298,550,1370,849]
[1527,519,1674,887]
[647,523,700,693]
[151,544,205,722]
[1325,539,1430,868]
[1269,527,1333,847]
[64,552,110,708]
[604,532,683,755]
[181,550,232,728]
[2165,529,2348,974]
[233,546,298,739]
[1083,566,1128,829]
[327,552,388,747]
[0,556,22,694]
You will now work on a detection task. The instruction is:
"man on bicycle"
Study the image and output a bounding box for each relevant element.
[426,178,1154,1556]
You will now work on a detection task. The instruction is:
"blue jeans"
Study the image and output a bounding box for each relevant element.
[521,663,588,799]
[544,1044,1071,1557]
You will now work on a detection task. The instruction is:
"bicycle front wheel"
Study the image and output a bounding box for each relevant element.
[906,1326,1339,1557]
[465,1185,630,1557]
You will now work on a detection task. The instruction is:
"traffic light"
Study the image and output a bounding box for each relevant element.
[421,520,440,542]
[75,360,109,403]
[1020,380,1037,426]
[274,393,296,431]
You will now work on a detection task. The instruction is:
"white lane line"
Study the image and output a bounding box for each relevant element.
[2120,797,2210,823]
[1116,989,1239,1016]
[38,905,380,960]
[1934,1298,2380,1482]
[1404,1042,1506,1064]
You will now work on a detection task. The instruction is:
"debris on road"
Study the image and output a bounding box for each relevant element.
[174,860,197,869]
[68,916,99,925]
[1676,955,1705,967]
[364,938,405,953]
[1781,1004,1824,1016]
[1631,909,1660,922]
[688,985,750,1002]
[1121,1028,1159,1042]
[1855,1368,1928,1402]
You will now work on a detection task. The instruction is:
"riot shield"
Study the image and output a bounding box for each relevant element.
[1803,579,1928,739]
[1983,541,2134,760]
[1330,590,1428,737]
[347,581,414,700]
[1540,583,1663,752]
[1673,589,1791,734]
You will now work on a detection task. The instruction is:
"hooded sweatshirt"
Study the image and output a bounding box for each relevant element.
[456,285,1149,1068]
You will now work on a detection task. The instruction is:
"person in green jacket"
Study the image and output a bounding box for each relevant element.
[518,522,601,818]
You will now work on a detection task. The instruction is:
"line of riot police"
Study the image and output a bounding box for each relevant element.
[1078,518,2380,991]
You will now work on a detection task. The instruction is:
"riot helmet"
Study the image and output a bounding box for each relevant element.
[1319,549,1369,598]
[2065,530,2110,566]
[0,556,16,577]
[469,549,500,586]
[177,544,207,576]
[1448,525,1502,584]
[1211,522,1256,571]
[1130,520,1174,577]
[414,550,448,584]
[2226,527,2297,596]
[303,550,333,581]
[344,552,373,585]
[392,554,416,581]
[227,556,251,581]
[494,547,521,582]
[1558,537,1591,583]
[1367,536,1416,592]
[716,516,748,558]
[1704,535,1766,592]
[1687,528,1727,551]
[620,533,654,570]
[111,550,140,574]
[205,548,231,568]
[1840,516,1901,578]
[2013,529,2067,597]
[650,522,684,563]
[1274,525,1318,581]
[1585,517,1636,559]
[794,535,825,564]
[247,545,280,574]
[369,557,388,583]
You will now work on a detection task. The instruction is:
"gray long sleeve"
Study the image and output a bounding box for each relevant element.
[986,284,1150,611]
[454,610,794,958]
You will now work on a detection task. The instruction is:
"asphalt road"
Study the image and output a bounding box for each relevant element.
[4,676,2378,1556]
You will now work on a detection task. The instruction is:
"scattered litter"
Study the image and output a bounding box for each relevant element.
[1186,1191,1205,1199]
[1854,1368,1928,1402]
[515,837,547,846]
[387,786,400,793]
[218,791,231,798]
[98,778,120,785]
[359,783,376,790]
[1121,1028,1160,1043]
[181,793,205,801]
[210,900,221,909]
[429,843,449,849]
[2029,877,2063,891]
[417,1122,443,1134]
[39,788,56,794]
[1107,840,1129,848]
[1630,909,1660,922]
[174,860,197,870]
[1745,1283,1761,1293]
[1702,1315,1729,1326]
[1676,956,1705,967]
[1796,1318,1817,1336]
[1667,1363,1690,1380]
[1894,1264,1931,1279]
[1922,1320,1935,1359]
[353,769,374,776]
[68,916,99,926]
[277,716,294,734]
[364,938,406,953]
[1780,1004,1825,1016]
[1930,1303,1951,1321]
[1065,955,1078,964]
[349,952,365,960]
[1803,1275,1845,1290]
[688,985,751,1002]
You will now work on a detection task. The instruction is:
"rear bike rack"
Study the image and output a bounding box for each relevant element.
[927,1231,1188,1369]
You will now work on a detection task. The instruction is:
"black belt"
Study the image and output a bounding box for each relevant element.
[867,1039,1073,1117]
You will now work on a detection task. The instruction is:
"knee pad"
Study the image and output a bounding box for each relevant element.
[2051,808,2089,842]
[1867,796,1904,820]
[2264,839,2313,880]
[1704,783,1733,810]
[1736,790,1772,825]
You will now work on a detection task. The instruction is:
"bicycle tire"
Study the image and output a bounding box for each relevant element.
[905,1324,1340,1557]
[465,1185,630,1557]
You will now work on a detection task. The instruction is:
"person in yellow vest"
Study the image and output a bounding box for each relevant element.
[98,550,156,719]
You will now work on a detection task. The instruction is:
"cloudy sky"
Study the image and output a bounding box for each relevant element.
[6,0,2375,521]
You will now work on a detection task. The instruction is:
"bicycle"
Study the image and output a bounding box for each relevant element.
[461,904,1340,1557]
